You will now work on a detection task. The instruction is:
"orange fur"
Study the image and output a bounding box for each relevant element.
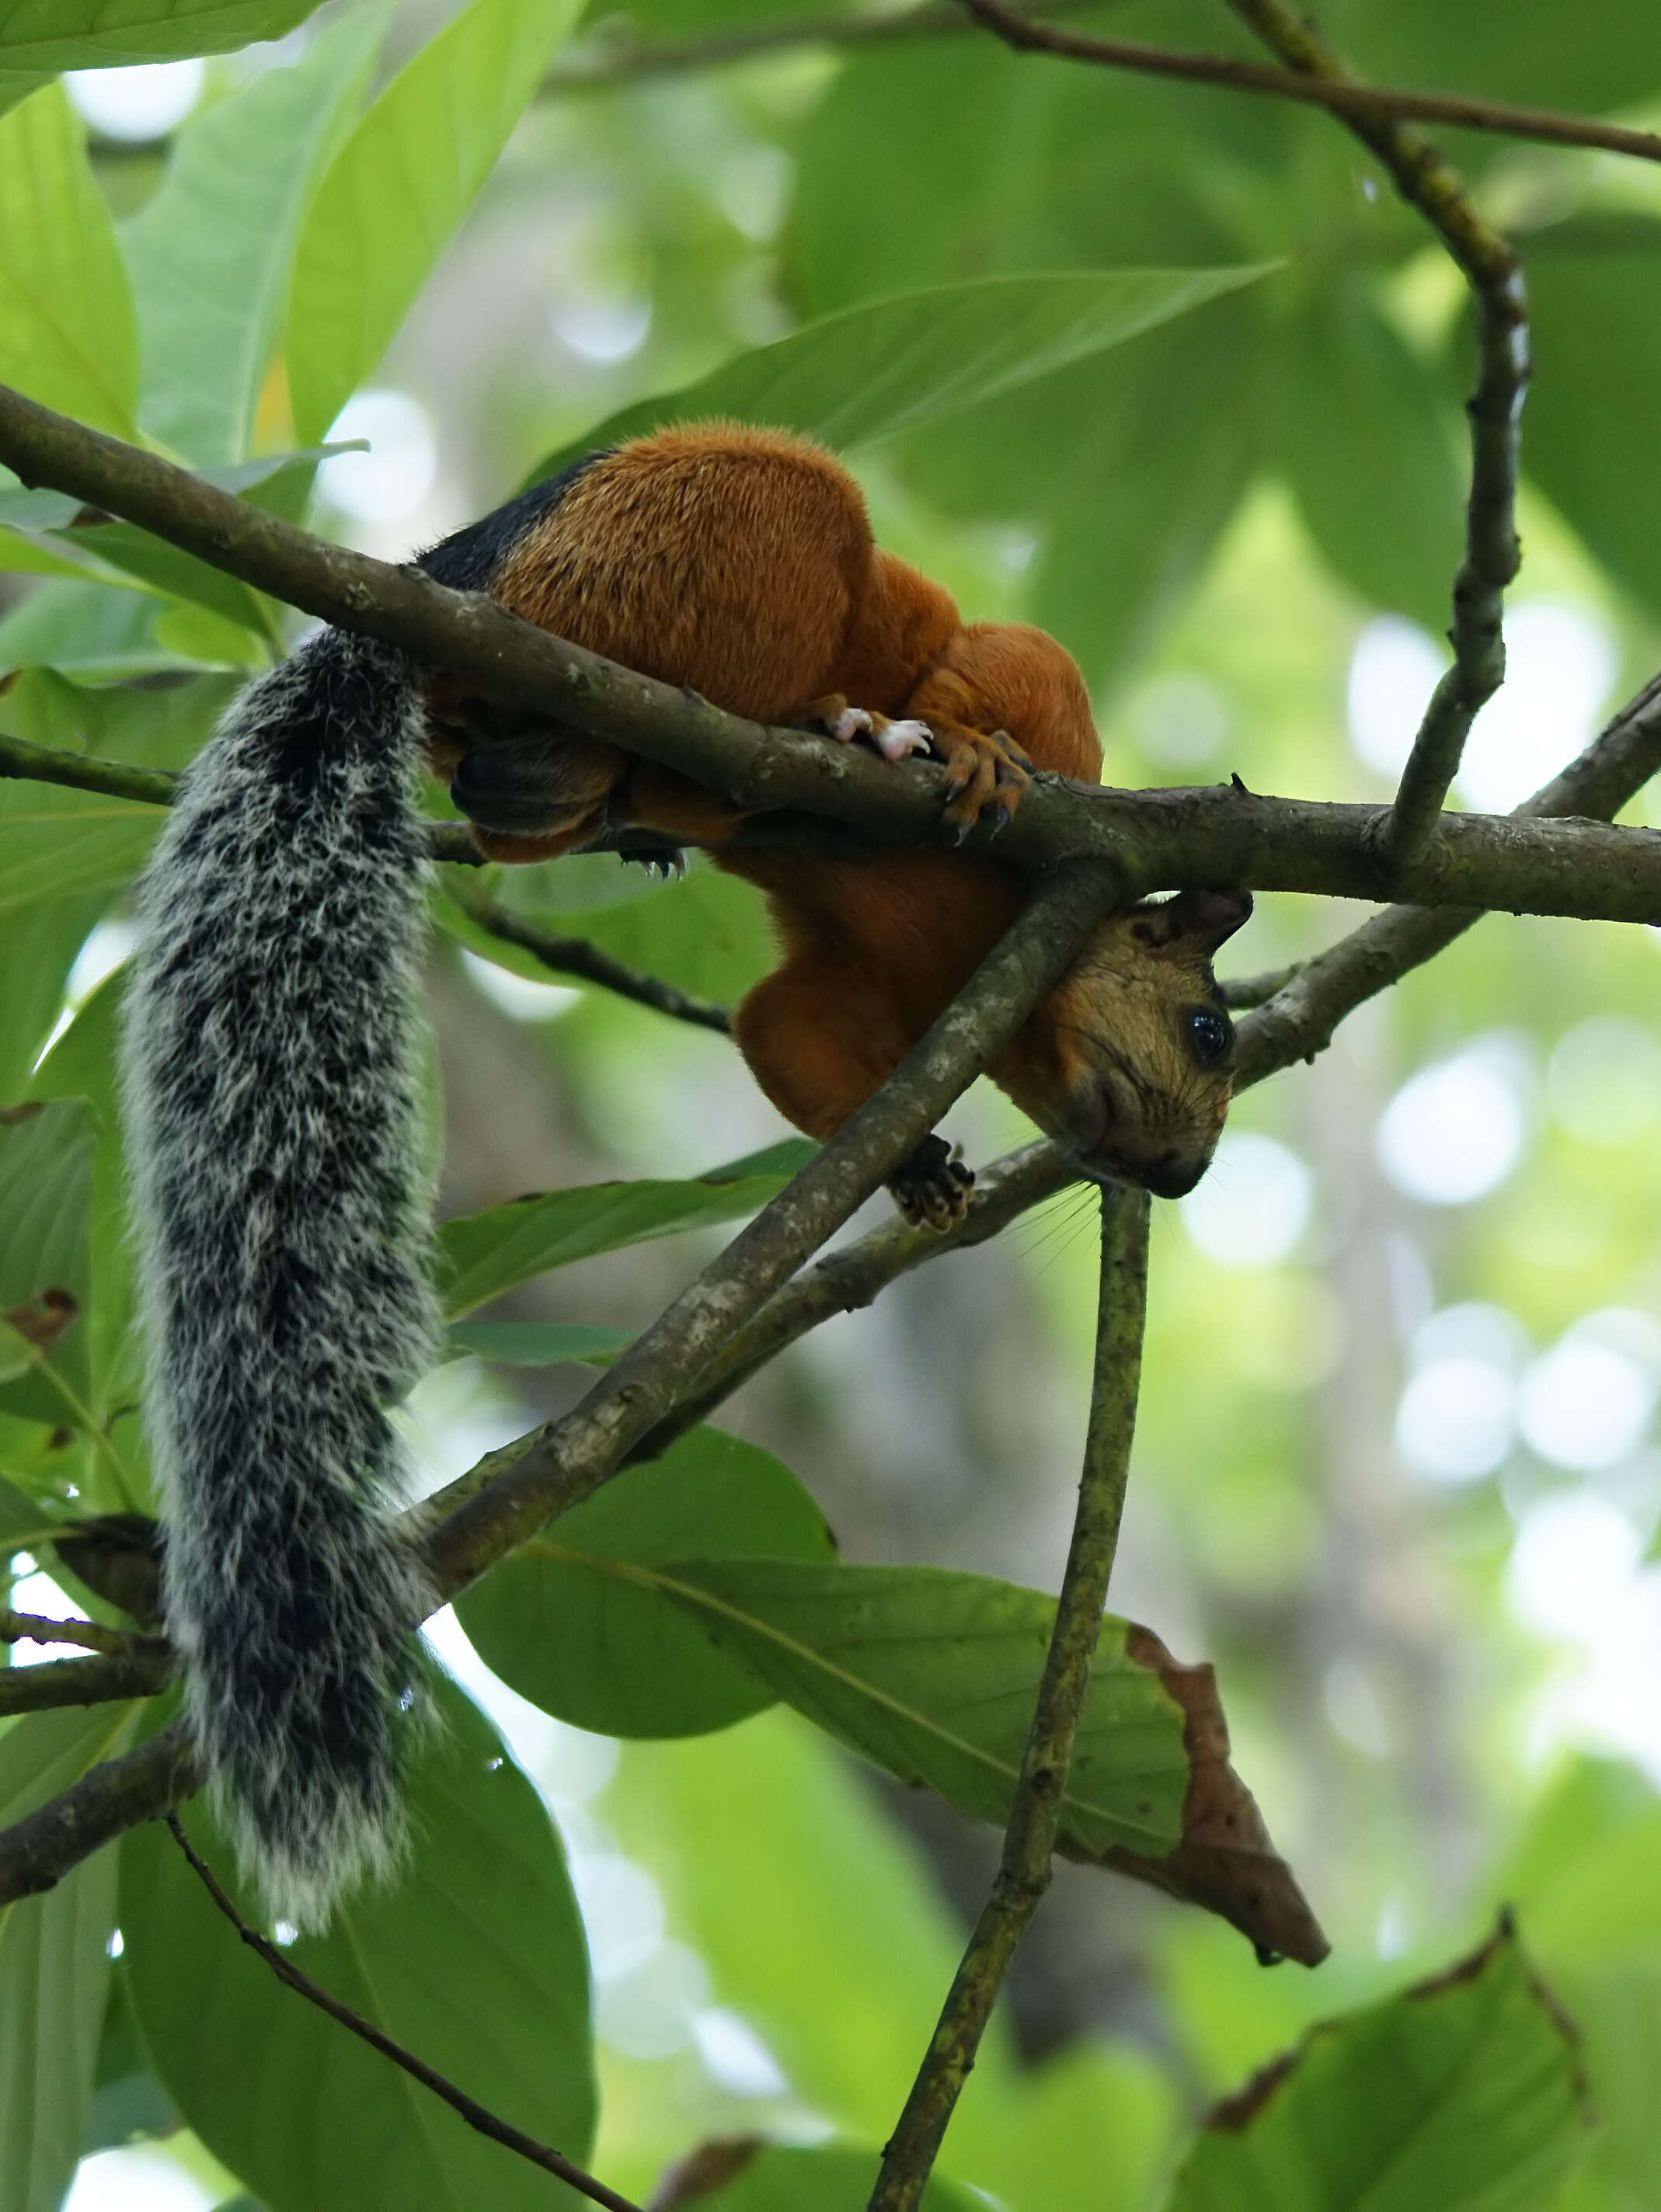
[434,424,1245,1202]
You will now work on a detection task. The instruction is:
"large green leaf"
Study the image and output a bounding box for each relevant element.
[656,2142,984,2210]
[898,288,1276,693]
[535,266,1274,480]
[124,4,389,465]
[456,1424,837,1737]
[120,1676,597,2212]
[0,82,138,437]
[287,0,585,443]
[1331,0,1661,120]
[0,0,321,74]
[0,577,258,679]
[435,1139,816,1317]
[1163,1921,1591,2212]
[654,1560,1187,1857]
[0,1705,138,2212]
[1497,1761,1661,2211]
[31,976,147,1480]
[1273,281,1464,628]
[0,779,159,920]
[0,1099,96,1428]
[1520,238,1661,621]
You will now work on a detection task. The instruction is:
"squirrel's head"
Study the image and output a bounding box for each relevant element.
[997,888,1253,1199]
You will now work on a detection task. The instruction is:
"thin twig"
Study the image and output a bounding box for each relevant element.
[1220,960,1302,1010]
[164,1816,644,2212]
[1219,0,1527,864]
[0,1607,160,1657]
[447,885,732,1033]
[0,727,178,807]
[541,0,1116,92]
[948,0,1661,167]
[867,1183,1151,2211]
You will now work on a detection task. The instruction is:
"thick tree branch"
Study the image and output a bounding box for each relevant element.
[868,1184,1150,2211]
[947,0,1661,166]
[6,383,1661,925]
[167,1817,646,2212]
[1221,0,1527,863]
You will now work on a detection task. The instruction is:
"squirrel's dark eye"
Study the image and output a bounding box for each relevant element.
[1186,1006,1233,1066]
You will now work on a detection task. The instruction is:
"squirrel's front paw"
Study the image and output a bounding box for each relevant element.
[931,724,1033,838]
[799,696,933,763]
[889,1134,974,1233]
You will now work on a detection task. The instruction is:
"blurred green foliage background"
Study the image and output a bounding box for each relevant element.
[4,0,1661,2205]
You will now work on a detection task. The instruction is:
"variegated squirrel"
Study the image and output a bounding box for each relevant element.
[125,423,1250,1927]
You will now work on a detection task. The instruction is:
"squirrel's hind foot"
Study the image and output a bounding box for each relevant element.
[890,1135,974,1233]
[932,724,1032,837]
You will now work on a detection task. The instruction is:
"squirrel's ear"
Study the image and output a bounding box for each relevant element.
[1129,888,1252,955]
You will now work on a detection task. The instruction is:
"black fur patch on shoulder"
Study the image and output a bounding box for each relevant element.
[416,451,610,591]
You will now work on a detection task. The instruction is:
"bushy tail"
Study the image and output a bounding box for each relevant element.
[125,626,440,1929]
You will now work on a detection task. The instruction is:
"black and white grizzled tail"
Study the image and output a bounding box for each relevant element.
[124,627,440,1929]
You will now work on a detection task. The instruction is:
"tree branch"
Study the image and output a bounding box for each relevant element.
[421,861,1123,1591]
[947,0,1661,167]
[1220,0,1527,864]
[6,382,1661,925]
[868,1184,1150,2211]
[1234,666,1661,1085]
[166,1816,646,2212]
[0,1647,172,1716]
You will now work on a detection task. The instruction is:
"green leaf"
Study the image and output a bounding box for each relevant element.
[0,577,256,680]
[0,0,322,75]
[901,289,1276,693]
[0,893,103,1102]
[120,1675,597,2212]
[1273,283,1464,628]
[124,3,390,465]
[535,266,1275,480]
[658,2142,984,2210]
[0,778,159,919]
[1164,1920,1591,2212]
[0,1100,96,1428]
[287,0,585,443]
[31,976,147,1472]
[0,1705,138,2212]
[446,1319,632,1366]
[0,82,138,437]
[1519,247,1661,619]
[436,1146,808,1318]
[456,1425,837,1737]
[655,1560,1187,1856]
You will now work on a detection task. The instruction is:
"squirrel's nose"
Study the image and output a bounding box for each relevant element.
[1141,1152,1205,1201]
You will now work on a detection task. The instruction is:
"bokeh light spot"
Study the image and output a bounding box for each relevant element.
[1179,1131,1313,1267]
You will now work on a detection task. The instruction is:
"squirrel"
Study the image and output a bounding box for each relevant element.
[124,422,1250,1928]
